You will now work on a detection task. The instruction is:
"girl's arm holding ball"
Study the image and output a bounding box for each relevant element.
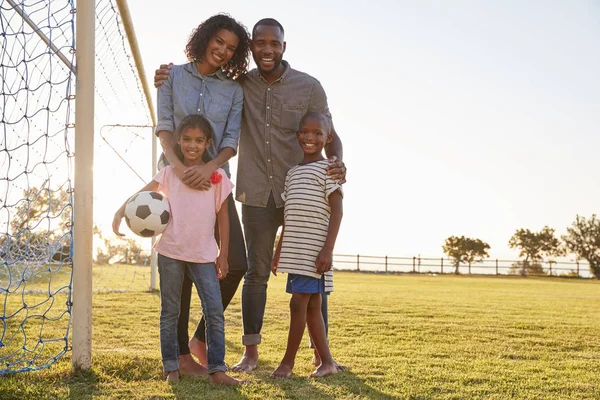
[112,180,159,236]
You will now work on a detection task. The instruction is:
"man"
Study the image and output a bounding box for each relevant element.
[155,18,347,372]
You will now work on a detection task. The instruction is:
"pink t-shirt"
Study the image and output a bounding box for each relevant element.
[153,166,233,263]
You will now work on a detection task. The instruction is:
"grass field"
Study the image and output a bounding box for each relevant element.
[1,272,599,399]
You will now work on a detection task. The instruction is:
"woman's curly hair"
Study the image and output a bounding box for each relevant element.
[185,14,250,80]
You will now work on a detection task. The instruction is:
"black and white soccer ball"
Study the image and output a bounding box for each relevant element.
[124,191,171,237]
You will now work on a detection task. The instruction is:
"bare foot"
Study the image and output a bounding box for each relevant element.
[179,354,208,376]
[166,370,179,382]
[230,346,258,372]
[271,363,293,378]
[209,371,244,386]
[189,337,208,366]
[309,362,338,378]
[312,352,347,371]
[311,350,321,366]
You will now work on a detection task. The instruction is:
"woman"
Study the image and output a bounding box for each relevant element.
[154,14,250,377]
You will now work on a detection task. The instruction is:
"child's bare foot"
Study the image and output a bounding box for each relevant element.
[179,354,208,376]
[189,337,208,366]
[166,370,179,382]
[311,350,321,366]
[312,351,347,371]
[271,362,294,378]
[309,362,338,378]
[230,346,258,372]
[209,371,244,385]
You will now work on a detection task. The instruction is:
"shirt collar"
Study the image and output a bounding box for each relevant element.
[184,62,228,80]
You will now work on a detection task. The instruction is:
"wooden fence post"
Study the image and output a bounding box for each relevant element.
[385,256,388,273]
[496,259,499,275]
[357,254,360,272]
[441,258,444,274]
[412,257,416,273]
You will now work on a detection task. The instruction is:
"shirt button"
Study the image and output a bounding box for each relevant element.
[269,175,273,179]
[266,141,269,144]
[267,106,270,110]
[268,159,271,162]
[267,88,271,91]
[266,123,270,127]
[200,93,203,96]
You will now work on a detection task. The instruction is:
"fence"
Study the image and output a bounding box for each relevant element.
[333,254,594,279]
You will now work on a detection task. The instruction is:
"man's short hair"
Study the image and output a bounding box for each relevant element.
[252,18,285,38]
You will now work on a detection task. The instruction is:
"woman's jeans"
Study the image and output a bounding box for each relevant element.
[158,254,227,374]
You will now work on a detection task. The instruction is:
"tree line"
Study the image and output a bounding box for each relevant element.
[442,215,600,279]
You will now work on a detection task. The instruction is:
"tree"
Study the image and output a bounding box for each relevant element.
[508,226,564,276]
[442,236,490,274]
[1,185,71,262]
[563,215,600,279]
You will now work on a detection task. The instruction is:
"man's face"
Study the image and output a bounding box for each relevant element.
[251,25,286,74]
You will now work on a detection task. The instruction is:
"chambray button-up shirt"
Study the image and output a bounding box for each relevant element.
[155,62,243,177]
[236,61,332,208]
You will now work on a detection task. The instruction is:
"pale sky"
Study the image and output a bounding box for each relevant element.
[97,0,600,259]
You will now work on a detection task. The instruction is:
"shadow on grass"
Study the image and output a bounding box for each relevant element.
[267,369,399,400]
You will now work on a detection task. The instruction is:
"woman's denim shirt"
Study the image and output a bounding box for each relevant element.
[155,62,243,177]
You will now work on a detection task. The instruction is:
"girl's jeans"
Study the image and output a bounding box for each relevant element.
[157,254,226,374]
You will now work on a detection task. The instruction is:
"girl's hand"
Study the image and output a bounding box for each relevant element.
[154,63,172,88]
[315,247,333,274]
[326,156,347,184]
[181,164,216,191]
[112,209,126,237]
[216,255,229,280]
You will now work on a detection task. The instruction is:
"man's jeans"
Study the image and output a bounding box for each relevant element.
[177,194,247,354]
[240,193,331,346]
[158,254,227,374]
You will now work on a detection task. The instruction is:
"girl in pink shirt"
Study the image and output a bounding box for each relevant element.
[113,115,241,385]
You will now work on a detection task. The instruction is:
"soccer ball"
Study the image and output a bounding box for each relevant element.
[124,191,171,237]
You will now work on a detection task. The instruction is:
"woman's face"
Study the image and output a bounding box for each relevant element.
[203,29,239,71]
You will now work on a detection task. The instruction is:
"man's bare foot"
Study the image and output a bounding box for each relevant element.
[309,362,338,378]
[230,346,258,372]
[179,354,208,376]
[166,370,179,382]
[271,363,293,378]
[312,352,347,371]
[189,337,208,366]
[209,371,244,385]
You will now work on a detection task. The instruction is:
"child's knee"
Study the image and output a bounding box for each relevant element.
[289,293,309,313]
[307,294,322,312]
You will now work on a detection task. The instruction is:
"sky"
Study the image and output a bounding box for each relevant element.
[104,0,600,260]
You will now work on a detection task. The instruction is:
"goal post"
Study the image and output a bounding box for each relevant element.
[72,0,95,371]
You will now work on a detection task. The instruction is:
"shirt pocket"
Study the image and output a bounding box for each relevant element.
[206,99,230,123]
[279,104,305,131]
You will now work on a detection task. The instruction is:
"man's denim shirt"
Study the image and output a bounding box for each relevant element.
[155,62,243,177]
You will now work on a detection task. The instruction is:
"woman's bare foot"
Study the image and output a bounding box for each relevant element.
[309,362,338,378]
[271,363,293,378]
[209,371,244,385]
[179,354,208,376]
[230,346,258,372]
[166,370,179,382]
[189,337,208,366]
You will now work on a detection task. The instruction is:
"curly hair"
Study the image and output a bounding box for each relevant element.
[173,115,214,163]
[185,14,250,80]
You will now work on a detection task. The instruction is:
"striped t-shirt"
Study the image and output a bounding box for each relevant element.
[277,159,343,292]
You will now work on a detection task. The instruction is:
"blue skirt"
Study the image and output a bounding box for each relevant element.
[286,273,329,294]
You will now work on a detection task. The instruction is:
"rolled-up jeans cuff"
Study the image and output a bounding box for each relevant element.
[208,363,228,375]
[242,333,261,346]
[163,358,180,373]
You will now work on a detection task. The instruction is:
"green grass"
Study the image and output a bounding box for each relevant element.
[1,272,599,399]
